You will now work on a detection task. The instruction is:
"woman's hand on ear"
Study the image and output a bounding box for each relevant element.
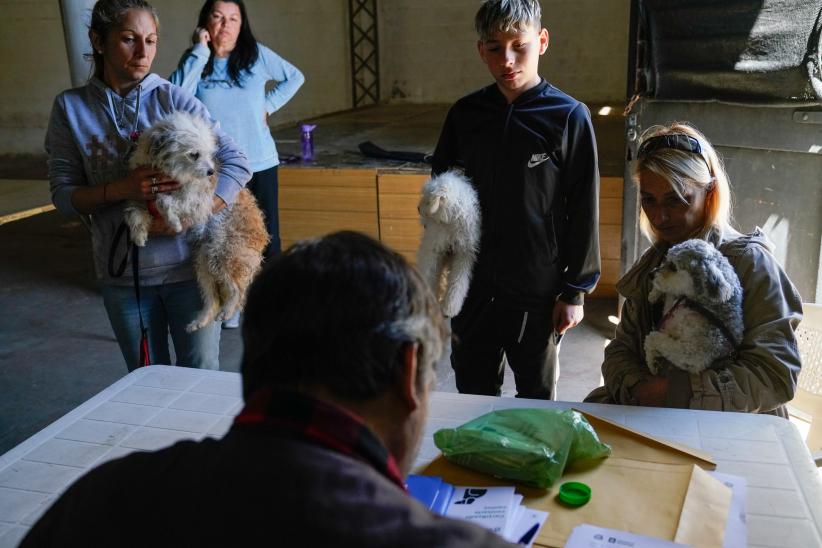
[194,27,211,47]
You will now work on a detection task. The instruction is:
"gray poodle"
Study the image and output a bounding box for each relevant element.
[644,239,744,375]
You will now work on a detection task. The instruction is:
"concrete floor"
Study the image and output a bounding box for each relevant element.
[0,103,624,456]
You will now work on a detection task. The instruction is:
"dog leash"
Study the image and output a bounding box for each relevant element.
[108,221,151,368]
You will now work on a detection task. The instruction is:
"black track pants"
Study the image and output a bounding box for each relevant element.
[450,292,560,399]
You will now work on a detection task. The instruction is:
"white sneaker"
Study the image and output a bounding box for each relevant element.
[222,311,241,329]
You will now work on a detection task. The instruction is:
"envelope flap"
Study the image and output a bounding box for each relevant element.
[575,409,716,469]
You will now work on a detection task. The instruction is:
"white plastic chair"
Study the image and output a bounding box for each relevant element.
[790,303,822,466]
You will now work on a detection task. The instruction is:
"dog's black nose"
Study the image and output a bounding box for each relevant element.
[206,169,214,176]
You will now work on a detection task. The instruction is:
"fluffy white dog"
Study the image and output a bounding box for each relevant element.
[644,239,744,375]
[126,111,269,332]
[416,170,481,317]
[126,112,218,247]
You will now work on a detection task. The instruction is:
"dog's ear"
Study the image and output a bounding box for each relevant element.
[148,131,169,159]
[423,195,442,218]
[705,261,734,302]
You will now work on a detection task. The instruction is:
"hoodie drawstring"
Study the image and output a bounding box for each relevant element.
[104,84,143,139]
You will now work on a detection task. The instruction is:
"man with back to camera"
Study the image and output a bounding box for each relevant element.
[22,231,515,547]
[433,0,601,399]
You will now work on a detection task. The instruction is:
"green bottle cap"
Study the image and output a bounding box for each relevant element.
[558,481,591,507]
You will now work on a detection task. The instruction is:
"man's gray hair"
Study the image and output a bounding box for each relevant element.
[475,0,542,42]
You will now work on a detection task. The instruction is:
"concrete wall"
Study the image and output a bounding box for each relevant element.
[0,1,71,155]
[0,0,630,155]
[380,0,631,105]
[0,0,349,155]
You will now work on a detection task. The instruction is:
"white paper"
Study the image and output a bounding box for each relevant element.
[564,524,691,548]
[709,471,748,548]
[503,494,525,538]
[506,508,549,547]
[445,485,516,535]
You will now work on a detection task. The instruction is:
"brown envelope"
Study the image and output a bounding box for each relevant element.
[417,409,731,548]
[575,409,716,469]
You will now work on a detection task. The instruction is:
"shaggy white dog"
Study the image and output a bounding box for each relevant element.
[416,170,481,317]
[644,239,744,375]
[126,112,217,247]
[126,111,269,332]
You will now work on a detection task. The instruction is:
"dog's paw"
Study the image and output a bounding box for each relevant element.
[643,332,666,375]
[132,228,148,247]
[185,319,205,333]
[441,299,461,318]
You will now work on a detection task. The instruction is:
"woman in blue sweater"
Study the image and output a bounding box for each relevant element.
[46,0,251,371]
[171,0,305,268]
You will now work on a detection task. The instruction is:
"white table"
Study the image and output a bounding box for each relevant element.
[0,366,820,547]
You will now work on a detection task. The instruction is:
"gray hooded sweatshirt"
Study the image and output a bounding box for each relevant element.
[45,74,251,286]
[586,228,802,417]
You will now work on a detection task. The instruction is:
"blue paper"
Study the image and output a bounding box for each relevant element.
[407,475,454,515]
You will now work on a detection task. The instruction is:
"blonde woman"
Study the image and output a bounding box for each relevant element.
[585,122,802,416]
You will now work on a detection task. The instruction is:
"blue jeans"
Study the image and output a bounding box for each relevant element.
[101,280,220,371]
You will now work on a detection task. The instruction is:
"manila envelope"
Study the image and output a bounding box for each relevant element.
[418,409,731,548]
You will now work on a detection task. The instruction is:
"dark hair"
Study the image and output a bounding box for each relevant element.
[197,0,259,87]
[87,0,159,79]
[240,231,448,401]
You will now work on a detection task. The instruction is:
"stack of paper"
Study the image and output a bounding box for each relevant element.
[408,475,548,546]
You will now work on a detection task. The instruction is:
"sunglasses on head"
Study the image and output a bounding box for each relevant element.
[637,134,702,158]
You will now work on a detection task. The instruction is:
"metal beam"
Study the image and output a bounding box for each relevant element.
[348,0,380,107]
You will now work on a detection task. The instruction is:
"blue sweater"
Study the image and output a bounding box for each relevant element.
[45,74,251,286]
[170,43,304,172]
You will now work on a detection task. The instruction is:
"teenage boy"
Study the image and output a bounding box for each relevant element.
[432,0,600,399]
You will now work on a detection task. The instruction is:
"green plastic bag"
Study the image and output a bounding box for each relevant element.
[433,408,611,489]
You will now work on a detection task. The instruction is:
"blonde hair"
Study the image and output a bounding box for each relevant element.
[634,122,735,243]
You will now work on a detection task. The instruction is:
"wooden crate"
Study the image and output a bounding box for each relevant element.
[592,176,624,298]
[279,168,379,249]
[377,173,428,263]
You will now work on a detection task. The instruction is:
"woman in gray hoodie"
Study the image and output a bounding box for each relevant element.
[585,123,802,416]
[45,0,251,370]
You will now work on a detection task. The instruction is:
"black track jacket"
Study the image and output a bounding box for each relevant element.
[432,79,601,310]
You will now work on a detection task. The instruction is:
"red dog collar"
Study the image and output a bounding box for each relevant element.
[147,200,161,219]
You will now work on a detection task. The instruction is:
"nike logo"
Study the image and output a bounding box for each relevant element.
[527,153,551,168]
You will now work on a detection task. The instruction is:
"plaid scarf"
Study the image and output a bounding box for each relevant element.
[233,387,406,490]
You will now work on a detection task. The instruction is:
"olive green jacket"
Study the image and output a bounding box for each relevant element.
[587,229,802,416]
